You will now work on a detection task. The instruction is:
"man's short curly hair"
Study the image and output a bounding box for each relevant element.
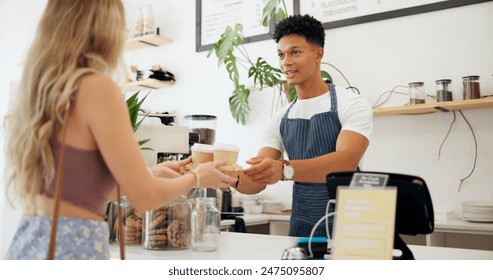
[273,14,325,48]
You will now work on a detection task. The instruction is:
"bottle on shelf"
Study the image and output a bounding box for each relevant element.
[134,7,144,37]
[144,5,155,35]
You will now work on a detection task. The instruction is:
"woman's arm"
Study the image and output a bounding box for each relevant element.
[77,74,236,212]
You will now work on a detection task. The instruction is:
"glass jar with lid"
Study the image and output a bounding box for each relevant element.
[408,82,426,105]
[107,196,143,245]
[462,76,481,100]
[187,187,222,213]
[184,115,217,145]
[142,196,192,250]
[435,79,453,102]
[191,197,221,252]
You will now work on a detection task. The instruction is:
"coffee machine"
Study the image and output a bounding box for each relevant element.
[134,122,190,166]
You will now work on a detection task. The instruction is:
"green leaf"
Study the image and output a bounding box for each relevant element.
[275,8,287,21]
[224,51,239,83]
[287,85,297,102]
[138,139,151,146]
[125,91,152,149]
[207,24,244,64]
[229,85,250,125]
[248,58,282,89]
[261,0,287,27]
[321,70,333,84]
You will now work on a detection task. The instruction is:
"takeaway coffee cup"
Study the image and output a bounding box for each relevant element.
[191,143,214,164]
[213,143,239,166]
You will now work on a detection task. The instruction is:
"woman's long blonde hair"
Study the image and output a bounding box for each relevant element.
[4,0,126,213]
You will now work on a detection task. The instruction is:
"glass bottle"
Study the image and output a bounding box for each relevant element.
[408,82,426,105]
[462,76,481,100]
[134,7,144,37]
[191,197,220,252]
[142,197,192,250]
[144,5,155,35]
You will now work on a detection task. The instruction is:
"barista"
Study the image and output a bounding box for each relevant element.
[235,15,373,237]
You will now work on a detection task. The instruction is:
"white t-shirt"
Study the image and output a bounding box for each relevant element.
[261,86,373,154]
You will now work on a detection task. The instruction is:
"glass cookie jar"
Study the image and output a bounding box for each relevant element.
[107,196,142,245]
[142,196,192,250]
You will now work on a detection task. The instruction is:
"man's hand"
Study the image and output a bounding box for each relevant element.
[243,157,284,185]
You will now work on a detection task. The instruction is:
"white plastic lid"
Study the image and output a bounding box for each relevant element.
[214,143,239,152]
[191,143,214,153]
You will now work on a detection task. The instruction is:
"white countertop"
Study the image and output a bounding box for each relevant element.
[223,214,493,235]
[434,218,493,234]
[220,213,290,227]
[110,232,493,260]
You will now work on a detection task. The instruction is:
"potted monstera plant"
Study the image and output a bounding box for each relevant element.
[207,0,332,125]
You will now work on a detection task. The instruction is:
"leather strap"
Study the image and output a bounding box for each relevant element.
[47,102,125,260]
[116,185,125,260]
[279,159,292,181]
[47,103,70,260]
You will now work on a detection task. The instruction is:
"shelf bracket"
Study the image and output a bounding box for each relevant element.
[138,40,159,47]
[435,106,449,112]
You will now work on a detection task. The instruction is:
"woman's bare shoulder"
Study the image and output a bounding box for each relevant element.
[79,73,119,92]
[77,73,122,104]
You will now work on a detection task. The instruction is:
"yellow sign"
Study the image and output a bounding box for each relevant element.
[332,187,397,260]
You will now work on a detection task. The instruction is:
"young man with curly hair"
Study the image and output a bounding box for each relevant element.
[237,15,373,237]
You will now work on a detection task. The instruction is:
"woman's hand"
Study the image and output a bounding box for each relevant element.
[150,157,192,178]
[194,159,238,189]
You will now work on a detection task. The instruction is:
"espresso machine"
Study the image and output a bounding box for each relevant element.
[134,116,191,166]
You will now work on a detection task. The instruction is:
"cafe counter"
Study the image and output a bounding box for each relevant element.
[110,232,493,260]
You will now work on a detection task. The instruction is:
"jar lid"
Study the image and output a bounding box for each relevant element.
[214,143,239,152]
[195,197,216,204]
[408,82,424,86]
[462,75,480,80]
[191,143,214,153]
[435,79,452,83]
[184,114,217,120]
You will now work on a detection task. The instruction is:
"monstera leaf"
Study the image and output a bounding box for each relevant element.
[248,57,283,89]
[208,24,243,65]
[229,85,251,125]
[261,0,288,27]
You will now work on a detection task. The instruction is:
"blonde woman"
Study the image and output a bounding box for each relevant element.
[4,0,236,260]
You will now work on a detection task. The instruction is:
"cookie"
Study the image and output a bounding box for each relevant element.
[167,219,189,248]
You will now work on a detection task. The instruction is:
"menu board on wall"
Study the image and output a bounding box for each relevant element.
[297,0,491,29]
[196,0,272,52]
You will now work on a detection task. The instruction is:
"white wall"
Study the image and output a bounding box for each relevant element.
[1,0,492,256]
[0,0,48,257]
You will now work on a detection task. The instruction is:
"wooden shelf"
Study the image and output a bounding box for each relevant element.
[124,34,172,51]
[122,79,174,92]
[373,97,493,116]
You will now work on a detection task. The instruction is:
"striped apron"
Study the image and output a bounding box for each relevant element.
[280,83,341,237]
